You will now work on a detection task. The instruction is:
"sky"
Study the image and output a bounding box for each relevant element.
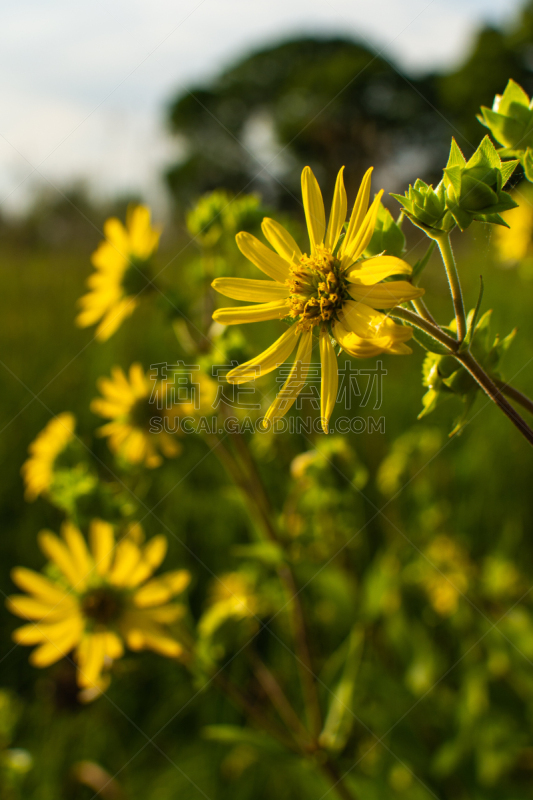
[0,0,526,215]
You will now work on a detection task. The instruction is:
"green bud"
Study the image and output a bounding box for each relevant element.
[363,202,405,258]
[391,179,453,234]
[419,310,516,434]
[478,80,533,154]
[442,137,518,230]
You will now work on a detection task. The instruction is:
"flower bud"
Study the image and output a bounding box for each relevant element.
[442,137,518,230]
[390,179,453,234]
[478,80,533,154]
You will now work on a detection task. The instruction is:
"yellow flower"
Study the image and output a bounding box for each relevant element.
[494,186,533,264]
[7,520,190,693]
[91,364,181,468]
[76,205,161,342]
[212,167,424,431]
[21,413,76,501]
[421,536,470,616]
[198,572,258,639]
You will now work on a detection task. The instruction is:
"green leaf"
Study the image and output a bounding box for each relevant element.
[523,148,533,183]
[411,240,436,285]
[500,159,519,186]
[409,325,454,355]
[203,725,284,753]
[231,541,284,565]
[319,626,364,752]
[499,79,531,116]
[446,138,467,169]
[418,388,446,419]
[449,392,477,437]
[467,136,501,170]
[443,166,462,197]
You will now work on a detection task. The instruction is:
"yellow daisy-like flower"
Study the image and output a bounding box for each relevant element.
[21,412,76,501]
[76,205,161,342]
[7,520,190,693]
[212,166,424,431]
[91,363,181,469]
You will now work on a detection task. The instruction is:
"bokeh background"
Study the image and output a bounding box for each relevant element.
[3,1,533,798]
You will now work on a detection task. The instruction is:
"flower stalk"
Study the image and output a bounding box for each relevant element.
[391,307,533,447]
[434,232,466,342]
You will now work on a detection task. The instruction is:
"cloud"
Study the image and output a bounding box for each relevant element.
[0,0,524,213]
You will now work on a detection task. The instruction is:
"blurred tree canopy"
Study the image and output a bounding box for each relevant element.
[165,3,533,213]
[165,38,446,209]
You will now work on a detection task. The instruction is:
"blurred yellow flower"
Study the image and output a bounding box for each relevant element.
[421,535,470,616]
[212,166,423,431]
[7,520,190,694]
[198,572,258,638]
[494,187,533,264]
[76,205,161,341]
[21,412,76,501]
[91,363,181,468]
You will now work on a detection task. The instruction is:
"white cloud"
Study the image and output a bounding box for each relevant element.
[0,0,525,214]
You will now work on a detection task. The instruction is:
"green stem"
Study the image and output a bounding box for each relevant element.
[391,307,458,350]
[391,307,533,447]
[435,232,466,342]
[209,432,323,740]
[212,672,302,754]
[411,297,437,326]
[455,351,533,447]
[493,378,533,417]
[249,652,311,745]
[320,760,359,800]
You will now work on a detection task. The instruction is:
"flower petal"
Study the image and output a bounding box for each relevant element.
[10,568,73,605]
[227,323,300,384]
[263,328,314,425]
[109,539,142,587]
[61,522,93,586]
[7,595,75,622]
[89,520,115,576]
[212,277,289,303]
[261,218,302,262]
[38,531,83,589]
[325,167,347,252]
[302,167,326,253]
[133,570,191,608]
[212,300,290,326]
[348,281,425,309]
[77,633,107,688]
[236,232,290,282]
[319,329,339,434]
[339,167,373,259]
[341,190,384,266]
[347,255,413,285]
[29,618,84,668]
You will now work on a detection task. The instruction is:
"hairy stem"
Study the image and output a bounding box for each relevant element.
[493,378,533,417]
[435,232,466,342]
[411,297,438,325]
[391,307,533,447]
[390,306,458,350]
[455,351,533,446]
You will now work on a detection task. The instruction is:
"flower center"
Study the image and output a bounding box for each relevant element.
[81,587,123,625]
[121,256,155,297]
[130,396,157,430]
[288,246,348,331]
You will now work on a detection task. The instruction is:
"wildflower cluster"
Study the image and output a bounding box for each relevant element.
[7,74,533,800]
